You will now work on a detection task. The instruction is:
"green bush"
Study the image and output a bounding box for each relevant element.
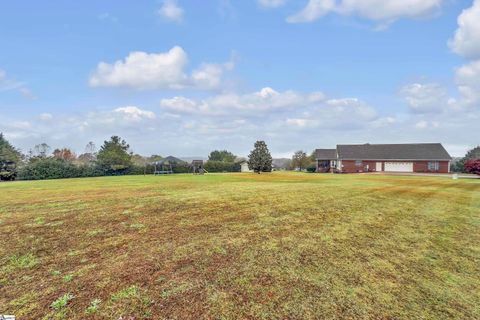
[306,163,317,173]
[17,159,103,180]
[172,163,191,173]
[204,161,240,173]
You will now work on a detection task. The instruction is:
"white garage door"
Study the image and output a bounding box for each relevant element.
[384,162,413,172]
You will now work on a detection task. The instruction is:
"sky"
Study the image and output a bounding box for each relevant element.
[1,0,479,158]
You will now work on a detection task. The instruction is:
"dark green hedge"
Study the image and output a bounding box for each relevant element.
[17,159,104,180]
[204,161,240,173]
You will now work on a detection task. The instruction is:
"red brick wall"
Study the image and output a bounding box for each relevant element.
[413,161,449,173]
[340,160,449,173]
[340,160,377,173]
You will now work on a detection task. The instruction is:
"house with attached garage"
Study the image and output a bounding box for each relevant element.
[315,143,452,174]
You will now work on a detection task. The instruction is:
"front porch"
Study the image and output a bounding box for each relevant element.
[316,159,337,173]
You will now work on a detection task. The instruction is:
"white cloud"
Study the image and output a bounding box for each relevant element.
[449,0,480,59]
[455,60,480,106]
[39,113,53,121]
[191,61,234,90]
[258,0,288,8]
[158,0,184,23]
[287,0,443,24]
[89,46,233,91]
[159,88,377,132]
[160,87,312,116]
[401,83,447,113]
[287,0,335,23]
[89,47,188,89]
[0,68,35,99]
[415,120,439,129]
[160,97,198,113]
[114,106,156,122]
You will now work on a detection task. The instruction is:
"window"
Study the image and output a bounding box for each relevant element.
[355,160,362,166]
[428,161,439,171]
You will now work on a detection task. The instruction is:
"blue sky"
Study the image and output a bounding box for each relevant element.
[1,0,479,157]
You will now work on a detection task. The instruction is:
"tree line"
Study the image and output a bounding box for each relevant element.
[2,132,477,181]
[0,134,275,181]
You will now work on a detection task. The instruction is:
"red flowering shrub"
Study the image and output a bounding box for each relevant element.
[464,159,480,175]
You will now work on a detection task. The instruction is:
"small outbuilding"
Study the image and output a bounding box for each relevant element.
[240,161,253,173]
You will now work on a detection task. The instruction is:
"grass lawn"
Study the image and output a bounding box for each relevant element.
[1,172,479,319]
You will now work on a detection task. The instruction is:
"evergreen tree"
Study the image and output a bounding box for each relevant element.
[96,136,133,175]
[248,141,272,173]
[0,133,22,180]
[464,146,480,160]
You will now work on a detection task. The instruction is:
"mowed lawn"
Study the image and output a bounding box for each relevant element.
[1,173,479,319]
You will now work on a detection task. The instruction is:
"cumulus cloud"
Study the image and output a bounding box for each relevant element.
[287,0,443,24]
[158,0,184,23]
[400,83,447,113]
[449,0,480,59]
[258,0,288,8]
[159,87,377,132]
[89,46,233,91]
[89,47,188,89]
[114,106,156,122]
[160,87,316,116]
[455,60,480,106]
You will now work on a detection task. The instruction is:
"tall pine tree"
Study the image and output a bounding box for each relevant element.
[248,141,272,173]
[96,136,133,175]
[0,133,22,180]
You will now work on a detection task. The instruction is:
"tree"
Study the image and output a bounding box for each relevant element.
[464,146,480,160]
[208,150,236,162]
[248,141,272,173]
[34,143,51,158]
[77,142,97,165]
[52,148,76,161]
[96,136,133,174]
[0,133,22,181]
[291,150,310,171]
[147,154,163,162]
[464,159,480,175]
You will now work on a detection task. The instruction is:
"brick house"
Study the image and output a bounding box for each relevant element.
[315,143,452,173]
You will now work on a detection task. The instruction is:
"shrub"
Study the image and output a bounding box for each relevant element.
[306,163,317,173]
[204,161,241,173]
[172,163,191,173]
[464,159,480,175]
[17,158,103,180]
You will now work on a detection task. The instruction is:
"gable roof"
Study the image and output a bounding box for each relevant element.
[336,143,451,160]
[315,149,337,160]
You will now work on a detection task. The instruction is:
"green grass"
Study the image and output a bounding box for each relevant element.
[0,172,479,319]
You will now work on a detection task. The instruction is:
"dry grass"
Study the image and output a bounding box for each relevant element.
[0,172,479,319]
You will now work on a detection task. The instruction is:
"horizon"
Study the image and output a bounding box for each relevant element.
[1,0,479,158]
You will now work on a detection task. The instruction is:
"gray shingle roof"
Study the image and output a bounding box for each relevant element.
[336,143,451,160]
[315,149,337,159]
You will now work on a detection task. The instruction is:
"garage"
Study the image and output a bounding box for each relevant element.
[384,162,413,172]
